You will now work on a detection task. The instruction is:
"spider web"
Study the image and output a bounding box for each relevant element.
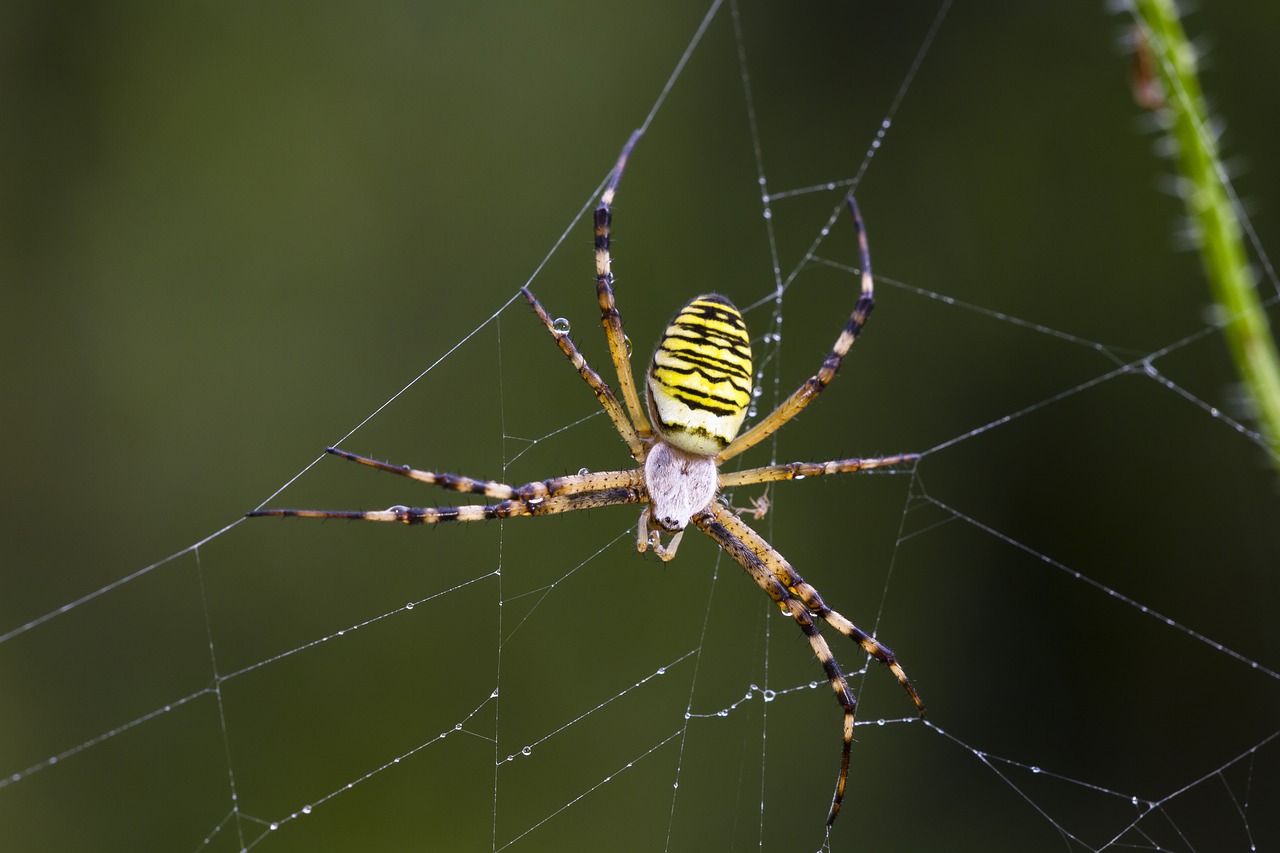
[3,1,1278,851]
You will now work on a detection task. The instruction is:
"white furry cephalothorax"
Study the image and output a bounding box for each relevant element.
[643,440,718,532]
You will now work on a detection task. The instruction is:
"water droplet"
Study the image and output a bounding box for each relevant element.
[752,386,763,399]
[1030,765,1041,774]
[673,781,680,789]
[578,467,590,476]
[717,709,728,717]
[762,209,773,220]
[794,473,806,480]
[876,718,885,726]
[623,335,634,357]
[388,504,408,513]
[552,317,571,335]
[270,823,279,831]
[762,689,776,703]
[302,804,313,815]
[522,746,532,756]
[657,666,666,675]
[405,602,414,610]
[747,406,758,418]
[455,723,463,730]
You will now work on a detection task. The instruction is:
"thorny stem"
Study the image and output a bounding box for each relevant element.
[1130,0,1280,472]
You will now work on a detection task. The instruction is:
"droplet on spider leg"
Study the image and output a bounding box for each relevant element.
[623,335,633,356]
[578,467,590,476]
[552,317,571,334]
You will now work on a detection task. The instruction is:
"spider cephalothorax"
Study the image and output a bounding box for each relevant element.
[250,129,924,826]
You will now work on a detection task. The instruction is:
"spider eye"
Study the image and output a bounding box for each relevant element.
[647,294,753,456]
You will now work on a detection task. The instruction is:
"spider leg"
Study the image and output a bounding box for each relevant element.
[521,286,646,461]
[248,485,644,524]
[322,447,519,499]
[321,447,643,501]
[718,196,875,464]
[692,502,858,826]
[595,130,655,440]
[706,504,924,716]
[718,453,919,489]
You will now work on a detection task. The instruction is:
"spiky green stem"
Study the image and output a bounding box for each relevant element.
[1132,0,1280,470]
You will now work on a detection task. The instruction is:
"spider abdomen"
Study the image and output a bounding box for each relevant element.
[647,294,753,456]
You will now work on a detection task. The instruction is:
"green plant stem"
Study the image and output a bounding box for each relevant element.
[1133,0,1280,469]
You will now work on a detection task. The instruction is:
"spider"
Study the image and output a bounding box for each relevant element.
[249,130,925,826]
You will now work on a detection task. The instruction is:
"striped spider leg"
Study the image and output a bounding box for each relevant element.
[717,195,876,465]
[249,446,645,523]
[249,130,923,828]
[694,497,923,826]
[594,128,654,444]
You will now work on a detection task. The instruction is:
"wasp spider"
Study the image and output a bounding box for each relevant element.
[250,130,925,826]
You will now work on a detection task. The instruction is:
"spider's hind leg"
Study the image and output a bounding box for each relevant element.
[520,287,646,461]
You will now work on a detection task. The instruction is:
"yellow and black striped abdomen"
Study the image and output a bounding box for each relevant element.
[647,294,753,456]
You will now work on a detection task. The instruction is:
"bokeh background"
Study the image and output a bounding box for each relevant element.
[3,2,1278,851]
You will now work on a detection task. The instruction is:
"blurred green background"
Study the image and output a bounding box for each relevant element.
[3,1,1278,850]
